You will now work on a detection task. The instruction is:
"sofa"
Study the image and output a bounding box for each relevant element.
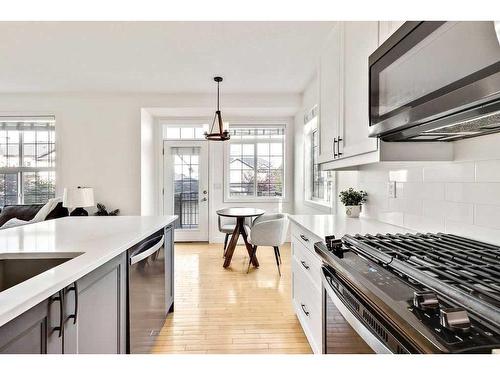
[0,203,69,228]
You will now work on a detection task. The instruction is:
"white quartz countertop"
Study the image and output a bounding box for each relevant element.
[0,215,177,327]
[289,214,415,240]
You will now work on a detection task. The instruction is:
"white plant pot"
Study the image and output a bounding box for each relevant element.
[345,205,362,218]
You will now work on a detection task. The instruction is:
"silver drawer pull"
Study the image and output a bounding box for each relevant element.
[301,304,310,317]
[300,260,310,270]
[300,234,309,242]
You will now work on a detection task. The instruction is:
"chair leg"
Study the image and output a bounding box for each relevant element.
[273,246,281,277]
[247,245,257,273]
[223,233,229,257]
[276,247,282,264]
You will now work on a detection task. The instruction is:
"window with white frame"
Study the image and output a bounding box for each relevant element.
[226,124,285,200]
[162,123,208,140]
[304,109,332,205]
[0,117,56,207]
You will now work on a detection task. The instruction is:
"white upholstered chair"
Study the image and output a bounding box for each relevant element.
[247,213,289,276]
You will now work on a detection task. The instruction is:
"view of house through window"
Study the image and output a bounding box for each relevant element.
[0,117,56,207]
[227,125,285,199]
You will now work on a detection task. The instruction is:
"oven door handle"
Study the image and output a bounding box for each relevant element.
[321,266,392,354]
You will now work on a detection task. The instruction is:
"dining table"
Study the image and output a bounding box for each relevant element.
[217,207,265,268]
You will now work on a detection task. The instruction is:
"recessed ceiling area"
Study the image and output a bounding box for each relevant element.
[0,21,335,94]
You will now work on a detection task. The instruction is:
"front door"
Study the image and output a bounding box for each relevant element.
[163,141,209,241]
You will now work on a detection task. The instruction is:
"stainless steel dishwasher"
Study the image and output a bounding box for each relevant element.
[127,229,166,353]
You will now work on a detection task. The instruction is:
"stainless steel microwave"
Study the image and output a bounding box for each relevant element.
[369,21,500,142]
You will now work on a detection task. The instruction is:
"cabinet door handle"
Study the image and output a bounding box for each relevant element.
[66,282,78,325]
[337,137,343,157]
[333,137,338,158]
[300,260,310,270]
[301,303,310,317]
[51,290,65,337]
[300,234,309,242]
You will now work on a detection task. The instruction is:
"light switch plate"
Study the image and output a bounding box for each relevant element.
[387,181,396,198]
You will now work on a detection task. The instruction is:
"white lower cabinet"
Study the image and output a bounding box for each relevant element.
[291,225,323,353]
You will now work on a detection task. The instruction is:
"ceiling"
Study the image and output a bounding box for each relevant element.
[0,21,335,94]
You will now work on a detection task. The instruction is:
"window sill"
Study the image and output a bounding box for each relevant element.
[304,199,332,213]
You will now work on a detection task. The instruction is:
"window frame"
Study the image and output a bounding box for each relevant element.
[0,116,56,207]
[303,113,333,210]
[224,123,287,203]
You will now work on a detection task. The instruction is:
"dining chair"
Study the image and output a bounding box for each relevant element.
[247,213,288,276]
[218,215,252,256]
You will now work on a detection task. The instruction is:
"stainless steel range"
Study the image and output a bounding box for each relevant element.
[315,232,500,354]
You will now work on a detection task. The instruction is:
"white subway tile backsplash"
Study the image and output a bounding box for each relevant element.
[445,183,500,205]
[346,152,500,245]
[403,214,445,233]
[423,162,475,182]
[389,167,423,183]
[422,200,474,224]
[389,198,422,215]
[401,182,445,201]
[475,160,500,182]
[474,204,500,229]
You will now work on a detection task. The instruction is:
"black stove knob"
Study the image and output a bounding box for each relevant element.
[440,308,471,332]
[413,291,439,311]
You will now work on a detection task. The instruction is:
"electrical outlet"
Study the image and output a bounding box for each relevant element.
[388,181,396,198]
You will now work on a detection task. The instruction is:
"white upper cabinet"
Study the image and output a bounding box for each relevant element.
[340,21,379,159]
[378,21,405,46]
[316,21,453,170]
[318,23,343,163]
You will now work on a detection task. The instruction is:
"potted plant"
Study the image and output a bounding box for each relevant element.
[339,188,368,218]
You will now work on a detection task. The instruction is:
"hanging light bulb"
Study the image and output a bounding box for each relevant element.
[205,76,230,141]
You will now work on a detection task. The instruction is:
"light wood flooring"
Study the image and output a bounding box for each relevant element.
[151,242,313,354]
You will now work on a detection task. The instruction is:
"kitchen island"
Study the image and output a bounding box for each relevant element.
[0,215,177,354]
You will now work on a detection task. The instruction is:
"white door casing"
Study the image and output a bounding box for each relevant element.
[163,140,209,241]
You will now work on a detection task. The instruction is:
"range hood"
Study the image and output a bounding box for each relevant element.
[369,21,500,142]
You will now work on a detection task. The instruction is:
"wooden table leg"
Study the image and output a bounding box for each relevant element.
[223,222,240,268]
[240,222,259,267]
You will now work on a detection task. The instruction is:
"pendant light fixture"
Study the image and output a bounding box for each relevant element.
[205,76,230,141]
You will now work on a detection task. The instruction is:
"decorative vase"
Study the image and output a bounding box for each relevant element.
[345,205,361,218]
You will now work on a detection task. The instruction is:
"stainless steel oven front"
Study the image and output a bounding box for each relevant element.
[321,265,408,354]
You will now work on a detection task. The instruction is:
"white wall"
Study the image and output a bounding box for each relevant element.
[140,109,157,215]
[336,132,500,245]
[293,73,334,215]
[0,92,300,215]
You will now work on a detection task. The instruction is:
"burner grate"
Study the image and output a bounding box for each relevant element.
[343,232,500,329]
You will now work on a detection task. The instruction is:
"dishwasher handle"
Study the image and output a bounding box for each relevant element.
[130,235,164,265]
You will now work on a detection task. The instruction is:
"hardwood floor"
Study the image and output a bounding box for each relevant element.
[151,242,313,354]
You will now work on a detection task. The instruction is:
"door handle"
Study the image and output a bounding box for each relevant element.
[300,234,309,242]
[301,303,310,317]
[333,137,338,158]
[201,197,208,202]
[51,290,65,337]
[300,260,310,270]
[66,282,78,325]
[337,137,343,157]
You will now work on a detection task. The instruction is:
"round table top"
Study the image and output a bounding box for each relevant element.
[216,207,265,218]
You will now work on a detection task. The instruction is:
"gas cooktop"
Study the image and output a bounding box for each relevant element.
[316,232,500,353]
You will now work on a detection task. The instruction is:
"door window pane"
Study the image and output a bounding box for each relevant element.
[172,147,200,229]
